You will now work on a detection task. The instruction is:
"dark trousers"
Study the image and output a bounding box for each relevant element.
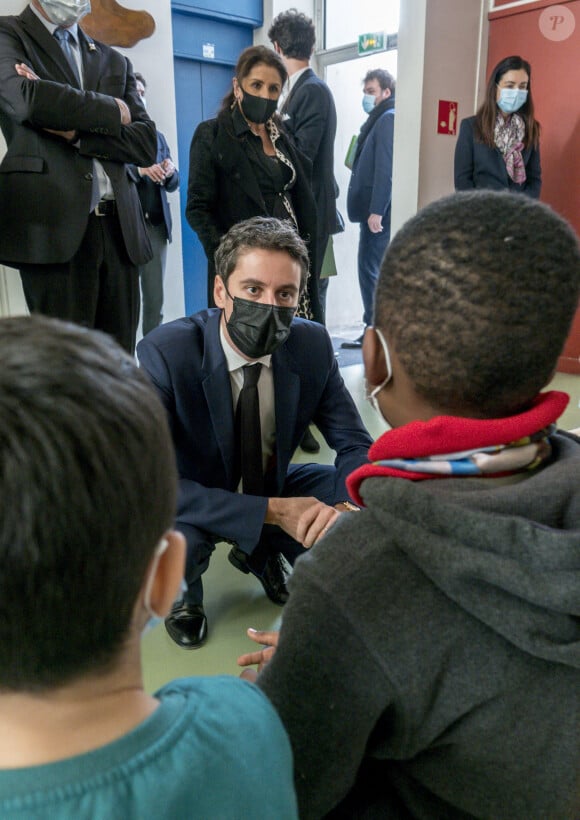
[314,228,330,324]
[357,221,391,327]
[19,212,139,354]
[181,463,338,605]
[139,220,168,336]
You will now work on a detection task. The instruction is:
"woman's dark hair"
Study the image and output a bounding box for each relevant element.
[473,55,540,149]
[218,45,287,116]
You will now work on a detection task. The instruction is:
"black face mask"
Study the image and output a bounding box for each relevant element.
[239,90,278,125]
[225,289,296,359]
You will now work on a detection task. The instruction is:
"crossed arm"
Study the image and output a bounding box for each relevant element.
[14,61,130,142]
[0,24,155,167]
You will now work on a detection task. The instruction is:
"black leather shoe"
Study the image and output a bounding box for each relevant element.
[165,601,208,649]
[228,545,290,606]
[299,426,320,454]
[340,333,364,349]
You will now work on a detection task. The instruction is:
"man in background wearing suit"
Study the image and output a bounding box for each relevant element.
[269,8,341,455]
[128,72,178,336]
[342,68,395,350]
[138,217,372,650]
[0,0,157,354]
[269,8,340,323]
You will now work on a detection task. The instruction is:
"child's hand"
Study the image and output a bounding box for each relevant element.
[237,628,279,680]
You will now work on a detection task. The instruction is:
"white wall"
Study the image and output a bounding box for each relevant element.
[393,0,488,233]
[257,0,490,331]
[0,0,184,324]
[116,0,183,325]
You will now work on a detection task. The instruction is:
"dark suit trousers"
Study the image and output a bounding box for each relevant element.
[180,463,338,605]
[358,221,391,327]
[19,211,139,354]
[314,228,331,323]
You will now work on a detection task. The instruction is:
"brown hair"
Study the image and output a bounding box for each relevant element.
[214,217,308,294]
[473,55,540,149]
[0,317,177,691]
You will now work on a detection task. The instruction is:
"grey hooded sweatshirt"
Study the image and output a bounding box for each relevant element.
[258,431,580,819]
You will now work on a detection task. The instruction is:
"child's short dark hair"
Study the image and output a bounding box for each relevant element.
[0,317,177,692]
[374,191,580,417]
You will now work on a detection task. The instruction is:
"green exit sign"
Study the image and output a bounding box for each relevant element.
[358,32,385,55]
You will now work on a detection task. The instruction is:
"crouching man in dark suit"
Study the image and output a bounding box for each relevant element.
[138,217,372,648]
[0,0,157,354]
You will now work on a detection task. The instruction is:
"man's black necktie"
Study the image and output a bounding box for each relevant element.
[54,27,81,86]
[235,364,263,496]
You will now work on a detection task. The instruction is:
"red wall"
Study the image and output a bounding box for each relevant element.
[488,0,580,372]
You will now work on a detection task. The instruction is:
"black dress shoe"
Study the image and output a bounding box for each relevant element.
[165,601,208,649]
[299,426,320,454]
[340,332,365,349]
[228,545,290,606]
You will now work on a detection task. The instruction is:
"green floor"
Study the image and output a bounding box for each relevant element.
[142,365,580,692]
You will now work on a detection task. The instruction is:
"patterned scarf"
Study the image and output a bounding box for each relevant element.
[494,112,526,184]
[265,117,312,320]
[347,391,568,506]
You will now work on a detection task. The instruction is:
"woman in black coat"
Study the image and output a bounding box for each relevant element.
[186,45,321,321]
[454,55,541,198]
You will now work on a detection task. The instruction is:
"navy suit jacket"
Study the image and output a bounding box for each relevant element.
[347,105,395,223]
[138,310,372,552]
[128,131,179,242]
[0,6,156,266]
[281,68,340,236]
[454,116,541,198]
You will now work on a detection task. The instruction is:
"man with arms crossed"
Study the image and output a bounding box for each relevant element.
[0,0,156,353]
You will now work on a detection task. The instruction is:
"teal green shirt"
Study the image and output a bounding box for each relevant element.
[0,676,298,819]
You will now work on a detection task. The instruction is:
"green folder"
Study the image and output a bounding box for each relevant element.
[345,135,358,169]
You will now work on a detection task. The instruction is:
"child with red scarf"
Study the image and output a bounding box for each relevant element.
[239,190,580,820]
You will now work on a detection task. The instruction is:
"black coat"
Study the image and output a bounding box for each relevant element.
[0,6,156,266]
[281,68,340,237]
[186,108,321,321]
[454,116,541,198]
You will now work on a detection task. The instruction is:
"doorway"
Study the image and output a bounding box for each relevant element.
[315,0,400,333]
[325,50,398,333]
[174,58,235,314]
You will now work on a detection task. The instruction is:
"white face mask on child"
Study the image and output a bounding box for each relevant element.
[365,328,392,420]
[142,537,169,632]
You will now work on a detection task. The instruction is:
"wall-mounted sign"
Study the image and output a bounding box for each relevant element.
[203,42,215,59]
[358,32,385,55]
[437,100,458,136]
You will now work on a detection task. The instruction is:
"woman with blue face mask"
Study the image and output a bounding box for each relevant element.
[454,55,541,197]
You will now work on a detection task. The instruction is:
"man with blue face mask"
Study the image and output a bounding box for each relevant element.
[342,68,396,349]
[138,217,372,649]
[0,0,157,354]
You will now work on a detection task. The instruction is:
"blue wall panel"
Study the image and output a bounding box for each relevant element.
[175,58,237,313]
[172,11,252,66]
[172,0,262,27]
[171,1,259,314]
